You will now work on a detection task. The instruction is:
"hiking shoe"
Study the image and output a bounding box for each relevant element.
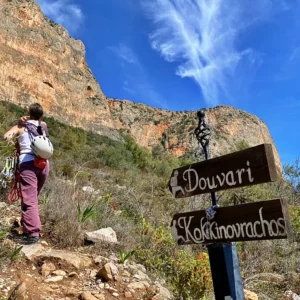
[7,232,26,241]
[17,235,40,245]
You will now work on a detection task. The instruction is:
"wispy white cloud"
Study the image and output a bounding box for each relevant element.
[141,0,289,106]
[109,43,168,108]
[123,80,136,95]
[36,0,83,33]
[110,44,140,65]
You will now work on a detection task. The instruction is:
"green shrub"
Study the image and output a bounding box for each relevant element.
[77,203,96,224]
[136,221,212,299]
[11,246,23,261]
[118,249,136,264]
[56,162,75,179]
[100,145,134,170]
[122,134,152,169]
[290,205,300,238]
[171,251,212,300]
[75,170,92,185]
[152,144,165,159]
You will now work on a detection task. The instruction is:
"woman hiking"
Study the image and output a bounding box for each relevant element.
[4,103,53,245]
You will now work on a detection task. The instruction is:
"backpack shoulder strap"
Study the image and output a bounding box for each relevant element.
[25,120,49,138]
[37,120,43,136]
[25,121,39,140]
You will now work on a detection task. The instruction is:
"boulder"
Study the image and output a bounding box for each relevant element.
[133,270,150,281]
[96,263,118,281]
[126,262,144,275]
[127,281,149,290]
[109,263,119,277]
[37,249,93,269]
[136,264,147,273]
[156,285,172,300]
[41,262,56,277]
[20,243,45,260]
[96,264,113,281]
[79,292,99,300]
[85,228,117,244]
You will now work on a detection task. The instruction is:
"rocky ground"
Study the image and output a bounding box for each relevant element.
[0,202,172,300]
[1,201,298,300]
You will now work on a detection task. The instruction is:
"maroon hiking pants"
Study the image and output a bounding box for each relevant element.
[19,160,49,237]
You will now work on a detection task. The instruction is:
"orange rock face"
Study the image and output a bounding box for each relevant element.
[0,0,281,173]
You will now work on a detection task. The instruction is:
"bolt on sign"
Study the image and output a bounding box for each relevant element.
[168,144,278,198]
[171,199,291,245]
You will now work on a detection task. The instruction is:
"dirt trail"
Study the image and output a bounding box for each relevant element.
[0,202,171,300]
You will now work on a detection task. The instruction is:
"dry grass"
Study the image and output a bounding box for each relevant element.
[240,239,300,298]
[40,176,84,248]
[39,171,143,251]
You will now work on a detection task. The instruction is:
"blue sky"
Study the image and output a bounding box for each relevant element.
[36,0,300,166]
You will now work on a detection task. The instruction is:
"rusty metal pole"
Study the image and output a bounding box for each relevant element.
[195,110,244,300]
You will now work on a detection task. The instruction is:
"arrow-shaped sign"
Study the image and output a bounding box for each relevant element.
[168,144,278,198]
[171,199,291,245]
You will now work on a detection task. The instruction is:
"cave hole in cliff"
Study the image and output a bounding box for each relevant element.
[86,85,95,97]
[43,81,54,89]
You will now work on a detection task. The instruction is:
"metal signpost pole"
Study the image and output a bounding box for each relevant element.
[194,110,244,300]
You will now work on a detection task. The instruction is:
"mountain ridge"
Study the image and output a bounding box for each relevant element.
[0,0,281,172]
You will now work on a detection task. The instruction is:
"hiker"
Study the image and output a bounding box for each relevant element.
[3,103,53,244]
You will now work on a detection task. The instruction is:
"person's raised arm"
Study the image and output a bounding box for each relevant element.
[4,125,21,142]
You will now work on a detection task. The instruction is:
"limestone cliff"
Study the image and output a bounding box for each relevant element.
[0,0,281,172]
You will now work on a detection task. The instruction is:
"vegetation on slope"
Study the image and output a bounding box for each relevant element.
[0,100,299,299]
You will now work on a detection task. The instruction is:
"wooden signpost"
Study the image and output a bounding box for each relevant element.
[171,198,291,245]
[168,144,278,198]
[169,110,291,300]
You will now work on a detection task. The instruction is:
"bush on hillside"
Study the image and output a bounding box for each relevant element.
[136,221,212,299]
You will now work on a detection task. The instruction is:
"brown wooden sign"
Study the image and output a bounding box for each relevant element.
[171,199,291,245]
[168,144,278,198]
